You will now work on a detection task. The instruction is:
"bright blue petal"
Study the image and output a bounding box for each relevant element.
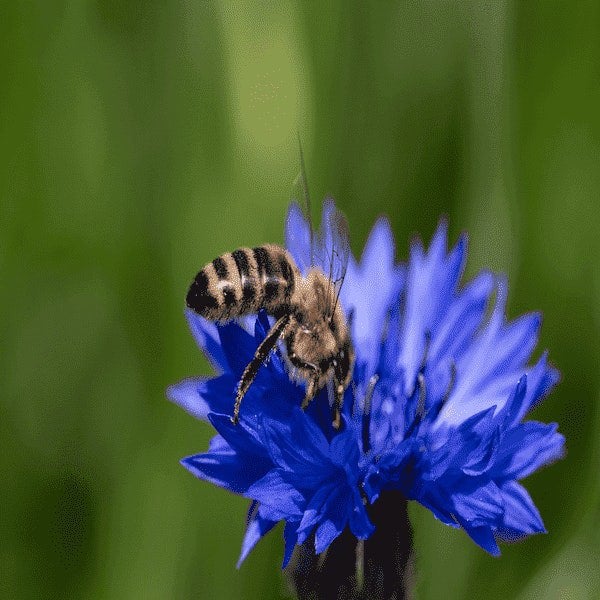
[461,523,501,556]
[282,521,299,568]
[313,485,348,554]
[181,450,270,494]
[208,413,271,458]
[329,427,360,473]
[517,352,560,423]
[166,377,211,421]
[493,312,542,375]
[218,319,261,377]
[495,421,565,481]
[496,376,530,430]
[297,483,339,544]
[314,518,343,555]
[237,507,277,567]
[411,485,459,527]
[424,407,497,480]
[185,309,228,372]
[427,270,494,368]
[451,480,504,527]
[399,222,467,396]
[340,216,403,374]
[462,427,500,476]
[260,410,330,480]
[442,280,542,425]
[245,470,305,520]
[167,375,236,421]
[496,481,545,540]
[348,487,375,540]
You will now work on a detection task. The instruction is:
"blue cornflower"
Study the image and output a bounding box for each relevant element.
[168,201,564,567]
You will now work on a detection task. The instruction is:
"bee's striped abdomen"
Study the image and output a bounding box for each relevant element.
[186,244,299,321]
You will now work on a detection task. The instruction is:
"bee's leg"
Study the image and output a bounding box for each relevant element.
[300,376,319,410]
[232,314,290,425]
[332,378,345,430]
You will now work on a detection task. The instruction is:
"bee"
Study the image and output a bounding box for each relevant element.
[185,203,354,429]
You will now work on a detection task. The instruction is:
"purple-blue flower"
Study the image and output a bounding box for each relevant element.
[168,200,564,566]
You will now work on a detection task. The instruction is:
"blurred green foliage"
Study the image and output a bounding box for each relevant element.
[1,2,599,599]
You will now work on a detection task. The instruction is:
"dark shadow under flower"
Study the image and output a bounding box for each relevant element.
[168,200,564,573]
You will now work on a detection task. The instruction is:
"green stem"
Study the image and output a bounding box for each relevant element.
[286,491,414,600]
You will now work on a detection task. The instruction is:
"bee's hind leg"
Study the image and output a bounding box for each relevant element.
[232,314,290,425]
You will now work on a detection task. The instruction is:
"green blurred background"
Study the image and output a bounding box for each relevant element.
[1,1,599,598]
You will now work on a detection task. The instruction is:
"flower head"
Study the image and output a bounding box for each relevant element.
[168,201,564,566]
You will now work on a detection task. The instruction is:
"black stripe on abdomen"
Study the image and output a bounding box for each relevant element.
[232,248,257,309]
[253,246,280,304]
[279,254,295,300]
[222,285,237,308]
[186,269,219,314]
[241,280,256,308]
[253,246,276,277]
[263,279,279,303]
[212,256,229,280]
[232,249,250,278]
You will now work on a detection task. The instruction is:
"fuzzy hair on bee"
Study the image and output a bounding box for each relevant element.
[186,232,354,429]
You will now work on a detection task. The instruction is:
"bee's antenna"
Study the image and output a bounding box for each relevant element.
[297,133,312,218]
[297,133,315,264]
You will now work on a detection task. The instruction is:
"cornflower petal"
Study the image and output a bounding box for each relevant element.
[496,481,545,539]
[495,422,565,481]
[181,450,270,495]
[185,310,228,373]
[238,507,277,568]
[167,375,235,421]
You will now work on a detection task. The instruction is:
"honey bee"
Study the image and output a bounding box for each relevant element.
[185,204,354,429]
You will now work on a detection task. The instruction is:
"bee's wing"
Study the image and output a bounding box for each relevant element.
[289,138,350,312]
[315,200,351,317]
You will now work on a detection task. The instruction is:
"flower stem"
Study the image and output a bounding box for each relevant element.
[286,491,414,600]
